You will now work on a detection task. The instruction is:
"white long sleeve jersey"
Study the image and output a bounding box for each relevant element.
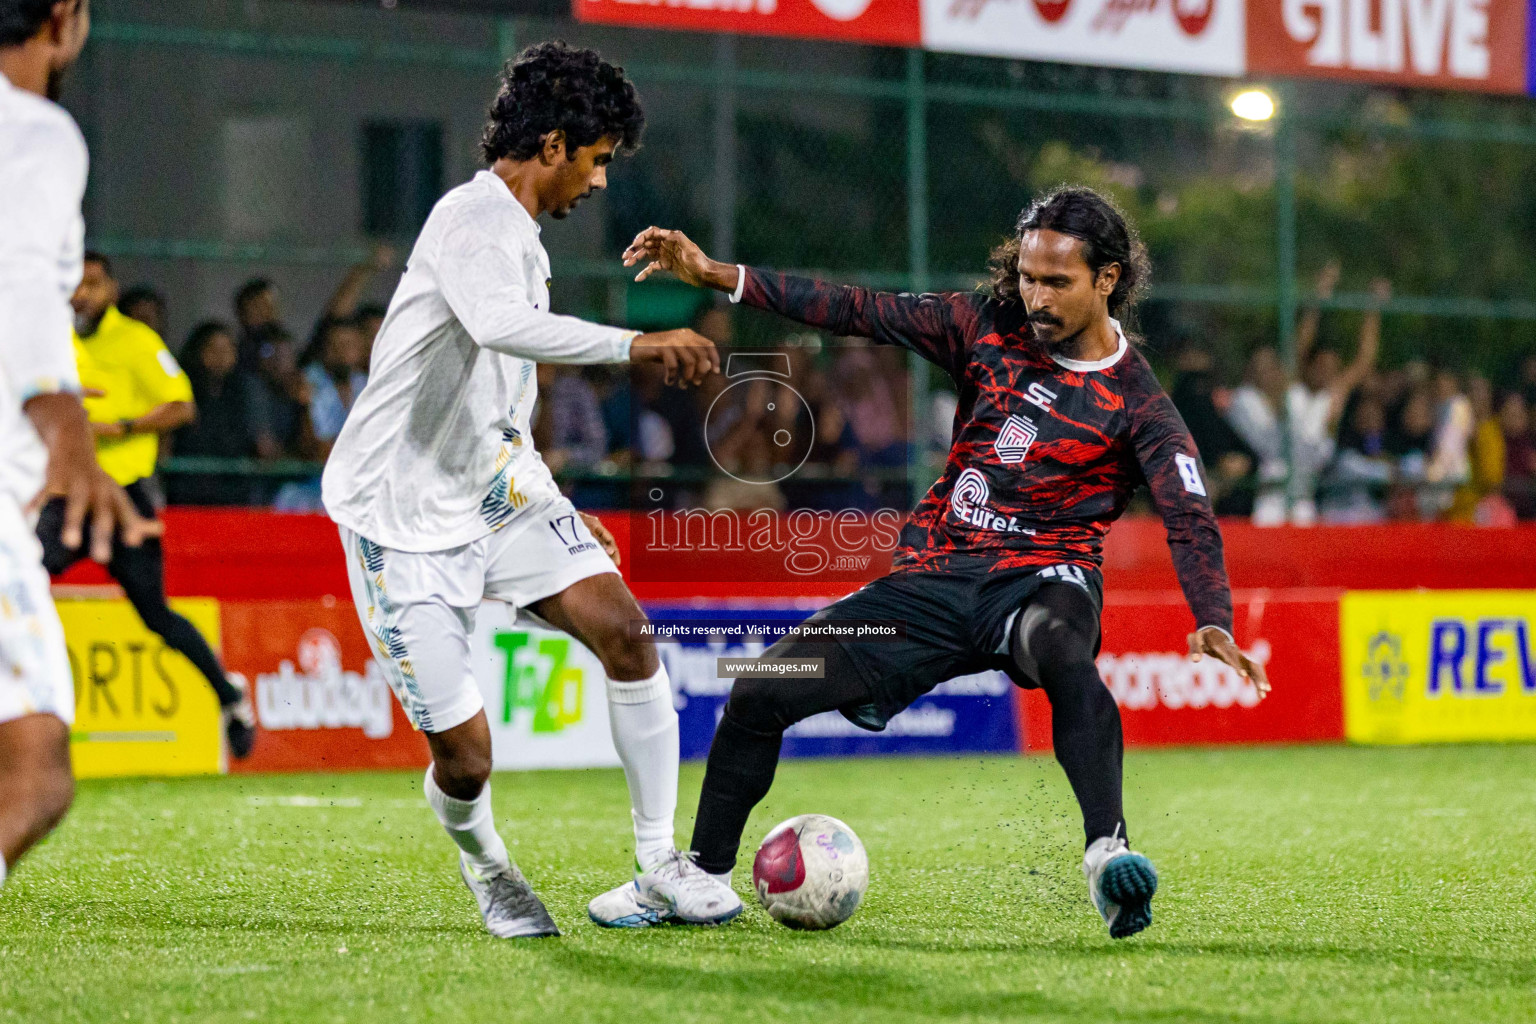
[323,171,635,552]
[0,73,87,509]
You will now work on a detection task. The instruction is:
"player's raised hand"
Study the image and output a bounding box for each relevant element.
[631,328,720,388]
[623,227,739,293]
[1187,626,1270,700]
[580,512,621,568]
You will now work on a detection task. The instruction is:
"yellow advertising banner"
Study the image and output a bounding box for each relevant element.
[1342,590,1536,744]
[59,598,224,777]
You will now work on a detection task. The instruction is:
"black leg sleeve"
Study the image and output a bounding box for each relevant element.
[689,641,873,875]
[109,540,240,708]
[1013,583,1126,847]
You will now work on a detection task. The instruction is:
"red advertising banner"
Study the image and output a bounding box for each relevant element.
[572,0,922,47]
[1019,589,1344,750]
[221,600,428,773]
[1246,0,1529,93]
[922,0,1246,77]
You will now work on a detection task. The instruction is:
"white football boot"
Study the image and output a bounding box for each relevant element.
[1082,829,1159,939]
[588,850,743,928]
[459,855,560,938]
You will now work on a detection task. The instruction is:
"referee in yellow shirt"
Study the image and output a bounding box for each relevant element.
[37,253,256,758]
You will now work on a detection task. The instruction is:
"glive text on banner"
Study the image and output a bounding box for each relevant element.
[575,0,1533,95]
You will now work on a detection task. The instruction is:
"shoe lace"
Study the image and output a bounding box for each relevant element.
[662,850,722,896]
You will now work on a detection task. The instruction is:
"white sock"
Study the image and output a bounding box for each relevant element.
[0,852,7,889]
[607,664,678,872]
[423,765,511,879]
[708,869,732,887]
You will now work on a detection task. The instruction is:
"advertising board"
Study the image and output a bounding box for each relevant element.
[572,0,922,47]
[648,604,1019,758]
[1018,592,1345,750]
[922,0,1246,76]
[61,598,224,778]
[470,606,623,770]
[222,600,427,774]
[1341,589,1536,743]
[1246,0,1529,93]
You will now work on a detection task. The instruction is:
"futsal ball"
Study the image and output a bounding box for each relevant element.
[751,814,868,930]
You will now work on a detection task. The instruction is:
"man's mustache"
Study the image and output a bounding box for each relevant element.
[1028,311,1063,328]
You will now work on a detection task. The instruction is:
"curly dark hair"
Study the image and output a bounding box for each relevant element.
[0,0,62,47]
[988,186,1150,320]
[481,41,645,164]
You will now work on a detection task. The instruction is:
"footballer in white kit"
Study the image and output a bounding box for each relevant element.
[0,0,156,888]
[322,41,740,937]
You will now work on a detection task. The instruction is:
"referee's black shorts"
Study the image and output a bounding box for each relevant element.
[37,477,162,576]
[761,563,1104,731]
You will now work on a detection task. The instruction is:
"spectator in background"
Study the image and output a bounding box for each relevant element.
[601,364,634,461]
[301,318,368,457]
[534,364,607,475]
[1225,346,1289,524]
[1500,392,1536,519]
[703,429,787,512]
[1228,266,1384,525]
[312,244,397,372]
[1321,395,1393,523]
[249,326,318,463]
[118,284,166,337]
[1385,385,1435,519]
[271,318,368,512]
[1450,375,1510,524]
[633,306,719,473]
[831,343,909,510]
[1420,368,1473,518]
[167,321,262,505]
[1285,268,1386,525]
[1169,340,1254,516]
[234,277,283,370]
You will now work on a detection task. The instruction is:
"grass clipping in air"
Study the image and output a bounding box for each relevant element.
[3,746,1534,1023]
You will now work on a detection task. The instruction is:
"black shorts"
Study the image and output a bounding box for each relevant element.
[773,563,1103,730]
[37,476,162,575]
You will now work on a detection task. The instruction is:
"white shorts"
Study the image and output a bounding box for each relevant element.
[0,500,73,727]
[341,497,619,734]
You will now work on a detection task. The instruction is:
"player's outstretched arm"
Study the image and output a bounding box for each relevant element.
[1121,353,1269,698]
[623,226,973,380]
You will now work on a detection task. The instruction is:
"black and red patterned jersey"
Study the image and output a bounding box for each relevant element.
[737,267,1234,633]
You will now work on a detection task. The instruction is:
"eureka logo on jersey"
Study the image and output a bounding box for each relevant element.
[994,414,1039,464]
[950,468,1035,534]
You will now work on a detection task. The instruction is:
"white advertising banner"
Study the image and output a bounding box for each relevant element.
[921,0,1247,76]
[469,605,621,770]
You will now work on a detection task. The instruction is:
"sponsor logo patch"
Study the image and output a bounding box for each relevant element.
[994,414,1039,464]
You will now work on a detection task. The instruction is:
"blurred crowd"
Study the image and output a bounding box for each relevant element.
[1171,264,1536,525]
[136,252,913,512]
[118,256,1535,523]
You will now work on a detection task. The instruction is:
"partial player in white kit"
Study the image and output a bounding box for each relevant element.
[323,41,741,936]
[0,0,155,890]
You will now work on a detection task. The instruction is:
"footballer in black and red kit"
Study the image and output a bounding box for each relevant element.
[624,186,1271,938]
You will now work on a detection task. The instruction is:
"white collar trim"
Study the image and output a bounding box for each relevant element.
[1051,319,1129,372]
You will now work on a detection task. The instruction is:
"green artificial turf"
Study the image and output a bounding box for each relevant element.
[2,745,1534,1023]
